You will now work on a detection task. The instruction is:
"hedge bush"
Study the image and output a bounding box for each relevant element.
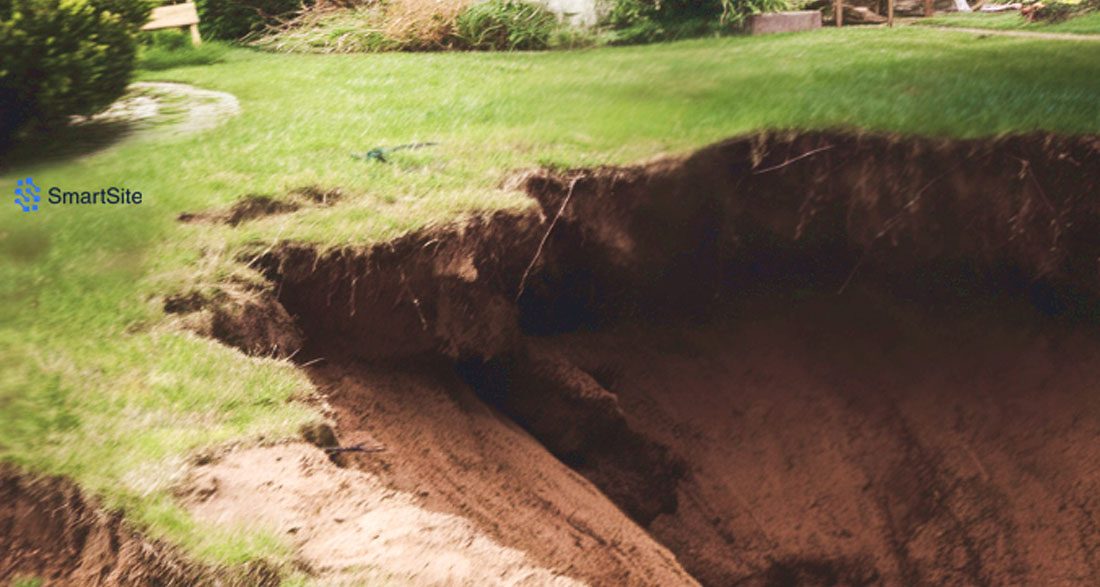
[605,0,788,43]
[454,0,558,50]
[194,0,304,40]
[0,0,151,147]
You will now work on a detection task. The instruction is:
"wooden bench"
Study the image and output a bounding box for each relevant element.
[141,2,202,46]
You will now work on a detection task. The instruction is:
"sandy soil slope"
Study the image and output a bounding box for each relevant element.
[182,443,585,586]
[298,359,698,586]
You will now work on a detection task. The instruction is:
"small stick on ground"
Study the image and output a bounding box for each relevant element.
[515,176,580,302]
[961,442,990,481]
[324,443,386,455]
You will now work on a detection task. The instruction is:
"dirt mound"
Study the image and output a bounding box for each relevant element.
[178,194,300,226]
[178,187,343,227]
[0,465,255,586]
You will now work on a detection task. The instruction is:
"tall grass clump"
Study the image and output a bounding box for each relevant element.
[253,0,568,52]
[454,0,558,50]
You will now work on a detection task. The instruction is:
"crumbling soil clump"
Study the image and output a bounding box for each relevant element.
[0,466,255,586]
[165,279,303,358]
[178,187,343,227]
[260,211,541,360]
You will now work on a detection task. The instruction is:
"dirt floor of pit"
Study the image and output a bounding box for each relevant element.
[533,289,1100,586]
[282,288,1100,587]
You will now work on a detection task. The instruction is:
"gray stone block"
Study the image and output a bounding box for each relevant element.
[750,11,823,35]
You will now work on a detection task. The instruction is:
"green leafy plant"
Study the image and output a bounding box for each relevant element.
[0,0,151,147]
[194,0,304,40]
[454,0,558,50]
[138,30,230,70]
[721,0,789,26]
[604,0,788,43]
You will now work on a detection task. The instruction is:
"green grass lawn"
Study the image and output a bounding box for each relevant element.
[915,11,1100,35]
[3,27,1100,580]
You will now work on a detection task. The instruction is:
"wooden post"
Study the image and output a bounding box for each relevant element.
[836,0,843,26]
[888,0,895,26]
[924,0,934,17]
[189,23,202,46]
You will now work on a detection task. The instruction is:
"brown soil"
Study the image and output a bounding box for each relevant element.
[0,465,263,586]
[180,443,590,585]
[300,357,696,585]
[177,187,342,226]
[543,292,1100,585]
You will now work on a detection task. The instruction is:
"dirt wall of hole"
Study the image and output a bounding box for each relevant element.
[262,131,1100,364]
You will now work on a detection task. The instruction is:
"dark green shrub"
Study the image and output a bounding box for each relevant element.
[607,0,719,28]
[605,0,787,42]
[0,0,151,147]
[138,30,230,71]
[194,0,304,40]
[141,27,191,50]
[454,0,558,50]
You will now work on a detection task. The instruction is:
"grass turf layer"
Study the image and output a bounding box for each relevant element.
[915,11,1100,35]
[2,27,1100,578]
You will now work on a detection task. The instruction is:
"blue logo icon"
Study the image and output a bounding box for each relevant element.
[15,177,40,212]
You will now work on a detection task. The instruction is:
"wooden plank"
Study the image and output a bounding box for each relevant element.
[141,3,200,31]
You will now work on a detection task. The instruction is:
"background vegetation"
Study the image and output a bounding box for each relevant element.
[193,0,302,40]
[251,0,793,53]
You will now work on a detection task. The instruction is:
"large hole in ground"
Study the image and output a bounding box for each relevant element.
[259,131,1100,586]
